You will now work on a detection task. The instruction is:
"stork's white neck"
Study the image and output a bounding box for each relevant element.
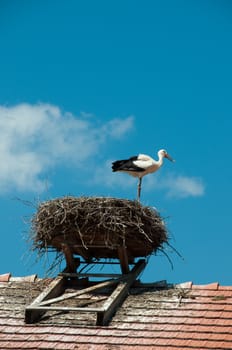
[157,153,165,166]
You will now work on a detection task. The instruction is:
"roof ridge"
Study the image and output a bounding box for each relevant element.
[175,281,227,290]
[1,274,231,290]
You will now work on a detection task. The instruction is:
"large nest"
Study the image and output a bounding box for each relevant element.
[31,196,168,262]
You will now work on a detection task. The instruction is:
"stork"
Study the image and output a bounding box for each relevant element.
[112,149,174,201]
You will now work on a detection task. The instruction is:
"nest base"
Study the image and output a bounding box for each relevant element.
[31,196,168,270]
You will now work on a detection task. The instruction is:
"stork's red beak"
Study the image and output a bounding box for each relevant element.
[165,153,175,162]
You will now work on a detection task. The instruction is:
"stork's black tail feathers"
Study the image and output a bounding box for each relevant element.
[112,156,144,172]
[112,160,127,172]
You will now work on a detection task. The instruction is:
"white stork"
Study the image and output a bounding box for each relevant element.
[112,149,174,200]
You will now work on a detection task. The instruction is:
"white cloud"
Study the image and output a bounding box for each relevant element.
[165,175,205,198]
[0,103,134,194]
[140,173,205,198]
[102,116,134,139]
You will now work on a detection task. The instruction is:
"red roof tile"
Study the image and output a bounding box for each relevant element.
[0,277,232,349]
[192,282,219,290]
[0,273,11,282]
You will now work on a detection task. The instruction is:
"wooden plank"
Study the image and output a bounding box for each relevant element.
[25,259,146,325]
[97,259,146,326]
[39,278,121,306]
[26,305,103,313]
[134,280,167,288]
[60,272,122,278]
[25,275,66,323]
[97,282,127,325]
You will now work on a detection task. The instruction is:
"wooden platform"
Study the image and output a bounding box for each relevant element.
[25,258,146,326]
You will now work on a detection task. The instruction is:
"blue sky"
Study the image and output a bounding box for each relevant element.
[0,0,232,285]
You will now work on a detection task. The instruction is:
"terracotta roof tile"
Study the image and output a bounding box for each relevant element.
[0,277,232,349]
[219,285,232,290]
[0,273,11,282]
[192,282,219,290]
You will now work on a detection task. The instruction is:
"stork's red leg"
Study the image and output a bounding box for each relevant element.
[137,177,142,201]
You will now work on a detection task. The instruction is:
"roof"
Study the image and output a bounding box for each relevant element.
[0,273,232,349]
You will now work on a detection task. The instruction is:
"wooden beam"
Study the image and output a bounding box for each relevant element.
[25,275,66,323]
[25,259,146,326]
[60,272,122,278]
[117,246,130,274]
[97,259,146,326]
[39,278,121,306]
[26,305,102,313]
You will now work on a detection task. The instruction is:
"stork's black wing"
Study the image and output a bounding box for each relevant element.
[112,156,145,172]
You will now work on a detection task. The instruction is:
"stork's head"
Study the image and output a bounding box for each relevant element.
[158,149,175,162]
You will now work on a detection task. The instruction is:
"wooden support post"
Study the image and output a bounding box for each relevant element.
[62,244,78,272]
[117,246,130,274]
